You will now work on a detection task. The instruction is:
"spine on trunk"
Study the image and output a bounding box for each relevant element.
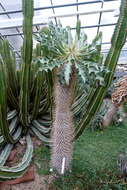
[51,68,75,174]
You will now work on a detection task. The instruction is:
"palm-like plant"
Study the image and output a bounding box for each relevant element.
[35,21,108,174]
[35,0,127,175]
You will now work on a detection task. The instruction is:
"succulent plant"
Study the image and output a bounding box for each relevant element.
[0,0,51,180]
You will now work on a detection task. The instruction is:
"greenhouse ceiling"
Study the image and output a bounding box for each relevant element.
[0,0,126,64]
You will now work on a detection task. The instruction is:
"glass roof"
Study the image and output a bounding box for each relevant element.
[0,0,126,65]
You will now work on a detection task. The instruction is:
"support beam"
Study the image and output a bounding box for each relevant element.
[0,0,117,15]
[0,8,115,29]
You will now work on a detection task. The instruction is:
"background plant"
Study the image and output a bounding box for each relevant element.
[0,0,51,180]
[74,0,127,139]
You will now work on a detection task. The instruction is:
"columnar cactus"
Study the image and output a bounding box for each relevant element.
[75,0,127,139]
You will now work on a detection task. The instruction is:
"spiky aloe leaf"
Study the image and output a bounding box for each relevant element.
[20,0,33,126]
[36,21,104,87]
[0,134,33,180]
[75,0,127,139]
[60,61,72,86]
[75,62,86,84]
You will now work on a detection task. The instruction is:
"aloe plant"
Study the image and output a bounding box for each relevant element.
[0,0,51,180]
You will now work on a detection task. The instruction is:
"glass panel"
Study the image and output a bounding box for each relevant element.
[54,6,76,15]
[101,12,118,25]
[57,17,77,28]
[37,9,54,18]
[103,1,120,10]
[101,43,111,52]
[119,50,127,65]
[82,28,98,43]
[52,0,76,6]
[99,26,115,43]
[6,36,23,51]
[78,0,101,2]
[0,0,124,58]
[78,3,101,12]
[0,0,22,11]
[79,14,100,27]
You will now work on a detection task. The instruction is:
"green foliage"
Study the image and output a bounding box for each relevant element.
[20,0,33,126]
[0,0,126,181]
[90,99,110,130]
[34,0,127,175]
[34,146,50,175]
[76,19,81,40]
[35,21,106,86]
[0,0,51,180]
[35,124,127,190]
[75,0,127,139]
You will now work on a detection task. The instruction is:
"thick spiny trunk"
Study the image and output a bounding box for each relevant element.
[51,70,75,174]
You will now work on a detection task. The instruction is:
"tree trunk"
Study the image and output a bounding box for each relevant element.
[102,100,118,127]
[51,69,75,175]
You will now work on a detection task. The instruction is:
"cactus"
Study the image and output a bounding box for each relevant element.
[75,0,127,139]
[0,0,51,181]
[19,0,33,126]
[0,0,126,180]
[0,135,33,179]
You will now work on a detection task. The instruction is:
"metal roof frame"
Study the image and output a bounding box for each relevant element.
[0,0,117,15]
[0,0,124,62]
